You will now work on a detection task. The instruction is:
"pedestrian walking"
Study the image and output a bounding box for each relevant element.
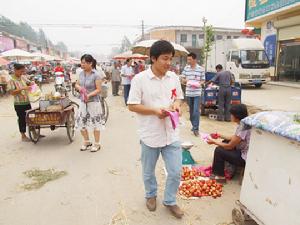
[7,64,32,142]
[210,64,234,121]
[182,52,205,136]
[75,54,105,152]
[121,58,134,105]
[111,62,121,96]
[128,40,184,219]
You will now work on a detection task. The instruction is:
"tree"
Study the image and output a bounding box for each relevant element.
[202,25,214,71]
[55,41,68,52]
[19,22,38,43]
[120,36,132,53]
[37,29,48,47]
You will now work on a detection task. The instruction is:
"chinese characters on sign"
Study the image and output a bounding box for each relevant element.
[246,0,299,21]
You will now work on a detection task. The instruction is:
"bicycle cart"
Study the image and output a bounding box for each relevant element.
[26,105,75,144]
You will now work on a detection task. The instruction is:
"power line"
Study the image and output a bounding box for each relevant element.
[30,23,155,29]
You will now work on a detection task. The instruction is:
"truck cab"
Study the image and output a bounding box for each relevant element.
[226,39,271,88]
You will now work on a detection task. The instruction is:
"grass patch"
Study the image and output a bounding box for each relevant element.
[22,168,67,191]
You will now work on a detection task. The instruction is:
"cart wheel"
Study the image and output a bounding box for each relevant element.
[66,111,75,142]
[28,126,40,144]
[101,98,109,124]
[232,208,245,225]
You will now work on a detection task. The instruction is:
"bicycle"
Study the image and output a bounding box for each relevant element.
[100,84,109,124]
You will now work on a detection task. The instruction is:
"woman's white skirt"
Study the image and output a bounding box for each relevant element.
[75,101,105,130]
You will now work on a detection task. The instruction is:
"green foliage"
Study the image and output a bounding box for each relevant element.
[203,25,215,55]
[120,36,132,53]
[22,168,67,191]
[0,15,67,52]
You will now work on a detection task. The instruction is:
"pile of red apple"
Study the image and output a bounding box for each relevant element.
[178,179,223,199]
[181,166,206,181]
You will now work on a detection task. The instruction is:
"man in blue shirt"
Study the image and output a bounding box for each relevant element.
[182,53,205,136]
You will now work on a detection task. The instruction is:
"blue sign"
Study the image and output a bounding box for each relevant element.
[264,34,276,66]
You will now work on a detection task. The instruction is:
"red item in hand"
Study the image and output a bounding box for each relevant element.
[210,133,220,139]
[80,88,88,103]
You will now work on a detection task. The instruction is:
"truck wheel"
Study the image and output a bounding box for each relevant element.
[255,83,262,88]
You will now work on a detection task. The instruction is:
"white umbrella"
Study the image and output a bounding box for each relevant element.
[132,40,189,57]
[113,50,148,60]
[31,52,55,61]
[1,49,34,61]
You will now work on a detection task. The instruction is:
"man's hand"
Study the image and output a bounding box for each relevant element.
[170,101,181,115]
[154,109,168,119]
[22,86,31,91]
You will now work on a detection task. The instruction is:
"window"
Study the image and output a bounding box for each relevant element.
[192,34,197,47]
[180,34,187,43]
[216,35,223,40]
[227,36,232,39]
[231,51,240,67]
[234,36,240,39]
[199,34,204,39]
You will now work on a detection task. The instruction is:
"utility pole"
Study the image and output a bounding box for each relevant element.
[141,20,145,41]
[202,17,208,73]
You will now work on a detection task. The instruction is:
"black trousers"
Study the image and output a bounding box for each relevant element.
[111,81,120,95]
[212,146,245,176]
[14,104,31,133]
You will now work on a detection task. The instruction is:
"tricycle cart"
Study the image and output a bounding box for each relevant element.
[200,72,241,116]
[26,105,75,144]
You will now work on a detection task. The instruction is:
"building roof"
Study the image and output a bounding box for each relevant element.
[148,25,243,33]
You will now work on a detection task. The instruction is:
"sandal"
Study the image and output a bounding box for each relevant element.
[80,141,92,151]
[90,143,101,152]
[210,175,227,184]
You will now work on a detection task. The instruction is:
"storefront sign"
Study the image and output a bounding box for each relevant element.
[264,34,277,66]
[15,39,28,51]
[0,35,14,52]
[245,0,300,21]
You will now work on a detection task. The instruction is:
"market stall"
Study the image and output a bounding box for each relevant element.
[232,111,300,225]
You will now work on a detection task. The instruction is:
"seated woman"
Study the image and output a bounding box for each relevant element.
[207,104,251,183]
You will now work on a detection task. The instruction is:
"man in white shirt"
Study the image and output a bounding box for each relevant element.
[121,59,134,105]
[128,40,184,219]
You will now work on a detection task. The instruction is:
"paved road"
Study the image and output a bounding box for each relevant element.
[0,82,250,225]
[242,84,300,112]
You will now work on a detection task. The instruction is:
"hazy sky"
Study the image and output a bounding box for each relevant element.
[1,0,246,55]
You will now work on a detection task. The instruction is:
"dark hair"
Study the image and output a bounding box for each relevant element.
[216,64,223,70]
[230,104,248,121]
[81,54,94,64]
[14,63,25,70]
[150,40,175,64]
[126,58,131,63]
[187,52,197,59]
[92,58,97,69]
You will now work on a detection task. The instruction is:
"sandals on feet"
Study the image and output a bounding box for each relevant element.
[90,143,101,152]
[80,141,92,151]
[210,175,227,184]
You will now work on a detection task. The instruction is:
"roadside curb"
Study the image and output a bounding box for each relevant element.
[267,82,300,89]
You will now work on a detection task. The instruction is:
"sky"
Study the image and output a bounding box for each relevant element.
[0,0,246,55]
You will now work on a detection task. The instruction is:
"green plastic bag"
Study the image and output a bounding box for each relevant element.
[182,149,195,165]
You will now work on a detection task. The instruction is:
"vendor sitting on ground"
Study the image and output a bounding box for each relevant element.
[207,104,251,183]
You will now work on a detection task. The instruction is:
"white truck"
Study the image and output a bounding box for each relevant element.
[207,38,271,88]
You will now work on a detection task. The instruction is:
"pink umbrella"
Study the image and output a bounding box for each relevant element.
[0,57,9,66]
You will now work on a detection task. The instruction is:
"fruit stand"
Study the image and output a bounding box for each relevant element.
[232,111,300,225]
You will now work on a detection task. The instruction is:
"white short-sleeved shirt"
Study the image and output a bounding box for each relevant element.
[127,68,184,148]
[121,65,134,85]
